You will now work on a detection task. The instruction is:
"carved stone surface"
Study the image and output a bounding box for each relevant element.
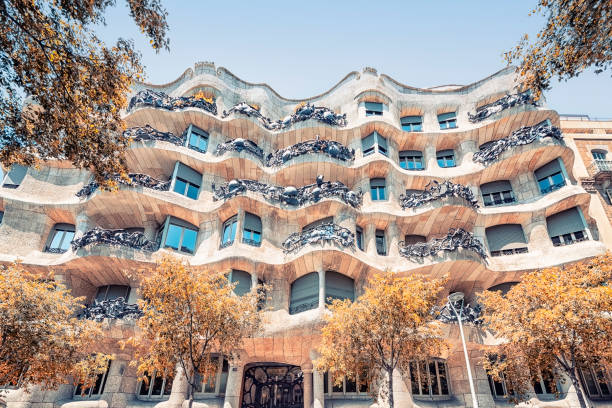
[398,228,487,260]
[399,180,479,210]
[282,222,355,254]
[212,175,363,208]
[128,89,217,115]
[80,297,142,321]
[71,227,160,252]
[266,135,354,167]
[468,91,535,123]
[222,102,347,130]
[436,301,483,325]
[472,122,563,165]
[76,173,171,198]
[124,125,185,146]
[214,138,265,161]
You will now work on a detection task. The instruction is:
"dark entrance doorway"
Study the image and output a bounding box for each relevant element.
[241,364,303,408]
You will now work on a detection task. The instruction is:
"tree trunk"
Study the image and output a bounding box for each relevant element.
[569,368,589,408]
[387,369,394,408]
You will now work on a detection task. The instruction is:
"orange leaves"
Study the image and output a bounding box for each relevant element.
[0,262,110,391]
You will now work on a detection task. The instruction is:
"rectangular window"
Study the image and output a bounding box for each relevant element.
[74,360,111,399]
[375,230,386,256]
[488,374,508,399]
[356,226,364,251]
[410,360,450,398]
[438,112,457,129]
[172,162,202,200]
[436,150,456,168]
[399,151,424,170]
[139,371,173,399]
[401,116,423,132]
[196,357,229,396]
[361,131,388,157]
[365,102,383,116]
[243,213,262,247]
[537,171,566,194]
[163,220,198,254]
[186,125,209,153]
[221,216,238,247]
[482,190,515,207]
[370,178,386,201]
[579,366,612,400]
[46,225,75,253]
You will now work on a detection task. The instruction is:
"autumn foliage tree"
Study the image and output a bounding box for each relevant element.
[316,274,447,408]
[0,262,111,391]
[125,256,265,408]
[0,0,169,185]
[507,0,611,98]
[480,253,612,408]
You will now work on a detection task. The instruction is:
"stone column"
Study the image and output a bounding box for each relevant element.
[458,140,477,166]
[364,224,377,257]
[236,208,245,244]
[313,368,325,408]
[223,363,245,408]
[525,214,554,252]
[387,222,400,257]
[303,368,313,408]
[318,269,326,311]
[424,145,438,170]
[74,211,91,240]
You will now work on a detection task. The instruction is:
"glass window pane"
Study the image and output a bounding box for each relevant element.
[50,230,65,249]
[199,137,208,152]
[60,231,75,250]
[551,172,565,186]
[420,362,431,395]
[379,187,385,200]
[438,362,449,395]
[345,377,357,393]
[596,368,611,396]
[140,375,152,396]
[186,183,199,199]
[174,178,187,195]
[332,375,343,393]
[410,362,420,394]
[181,228,197,253]
[538,178,551,192]
[429,362,439,395]
[581,368,600,397]
[163,375,173,395]
[165,224,182,250]
[151,375,164,396]
[252,231,261,243]
[400,160,407,169]
[370,187,378,200]
[219,359,229,394]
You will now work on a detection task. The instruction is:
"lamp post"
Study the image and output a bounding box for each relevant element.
[448,292,479,408]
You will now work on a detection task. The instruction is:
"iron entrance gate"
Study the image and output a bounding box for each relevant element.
[241,364,303,408]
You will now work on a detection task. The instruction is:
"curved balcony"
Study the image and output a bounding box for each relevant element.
[281,222,355,254]
[76,172,171,198]
[71,228,160,252]
[79,297,142,321]
[467,90,535,123]
[399,180,478,210]
[398,228,488,260]
[128,89,217,115]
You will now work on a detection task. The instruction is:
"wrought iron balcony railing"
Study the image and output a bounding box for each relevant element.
[467,91,535,123]
[473,122,563,166]
[71,228,160,252]
[214,138,265,161]
[128,89,217,115]
[213,175,363,208]
[80,297,142,321]
[398,228,487,260]
[76,172,171,198]
[282,223,355,254]
[266,136,354,167]
[399,180,479,210]
[587,160,612,180]
[436,301,483,325]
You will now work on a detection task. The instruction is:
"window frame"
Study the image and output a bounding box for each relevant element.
[537,171,566,194]
[436,150,456,168]
[409,360,451,399]
[324,371,370,397]
[437,112,457,130]
[221,215,238,248]
[364,102,384,117]
[375,229,386,256]
[73,360,111,400]
[370,178,387,201]
[242,213,262,247]
[400,115,423,132]
[193,356,230,397]
[161,217,199,254]
[579,365,612,400]
[592,150,607,161]
[45,224,75,253]
[137,370,173,400]
[362,131,388,157]
[399,150,424,171]
[356,226,364,251]
[550,230,588,247]
[185,124,209,153]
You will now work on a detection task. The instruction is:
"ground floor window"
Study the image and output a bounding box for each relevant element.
[323,371,369,396]
[409,360,450,398]
[74,360,111,399]
[138,370,173,399]
[195,356,229,396]
[580,365,612,400]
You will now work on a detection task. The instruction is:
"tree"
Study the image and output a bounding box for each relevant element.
[315,274,447,408]
[506,0,612,98]
[0,262,111,392]
[124,256,265,408]
[479,253,612,408]
[0,0,169,186]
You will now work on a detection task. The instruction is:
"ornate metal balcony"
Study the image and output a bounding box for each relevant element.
[398,228,487,260]
[221,101,347,131]
[124,125,185,146]
[266,136,354,167]
[80,297,142,321]
[472,122,563,166]
[399,180,479,210]
[282,223,355,254]
[587,160,612,183]
[76,173,171,198]
[468,91,535,123]
[214,138,265,161]
[212,175,363,208]
[71,228,160,252]
[128,89,217,115]
[436,301,483,325]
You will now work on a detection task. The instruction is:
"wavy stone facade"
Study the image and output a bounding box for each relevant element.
[1,63,612,408]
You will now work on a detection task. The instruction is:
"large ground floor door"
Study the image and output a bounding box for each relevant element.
[241,364,303,408]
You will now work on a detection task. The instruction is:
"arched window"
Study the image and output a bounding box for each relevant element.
[409,359,450,397]
[289,272,319,314]
[485,224,528,256]
[325,271,354,304]
[243,213,262,246]
[546,207,588,246]
[229,270,252,296]
[45,223,75,253]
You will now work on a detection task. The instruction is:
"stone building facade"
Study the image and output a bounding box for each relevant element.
[1,64,611,408]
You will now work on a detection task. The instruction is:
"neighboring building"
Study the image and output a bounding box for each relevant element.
[1,64,611,408]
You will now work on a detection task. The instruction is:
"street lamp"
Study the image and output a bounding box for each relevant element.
[448,292,479,408]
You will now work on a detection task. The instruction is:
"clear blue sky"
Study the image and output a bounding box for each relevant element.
[98,0,612,117]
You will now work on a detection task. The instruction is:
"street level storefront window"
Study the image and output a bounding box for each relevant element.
[138,370,173,399]
[194,357,229,396]
[74,360,111,399]
[289,272,319,314]
[45,223,75,253]
[221,215,238,248]
[409,360,450,398]
[579,365,612,400]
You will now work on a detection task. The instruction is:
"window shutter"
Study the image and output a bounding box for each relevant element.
[535,158,562,179]
[546,207,586,237]
[436,149,454,158]
[370,178,386,188]
[401,116,422,125]
[486,224,527,251]
[480,180,513,195]
[231,270,252,296]
[361,133,375,151]
[176,162,202,186]
[365,102,383,112]
[325,271,355,302]
[3,164,27,186]
[399,150,423,158]
[290,272,319,312]
[244,212,262,232]
[437,112,456,122]
[377,134,388,151]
